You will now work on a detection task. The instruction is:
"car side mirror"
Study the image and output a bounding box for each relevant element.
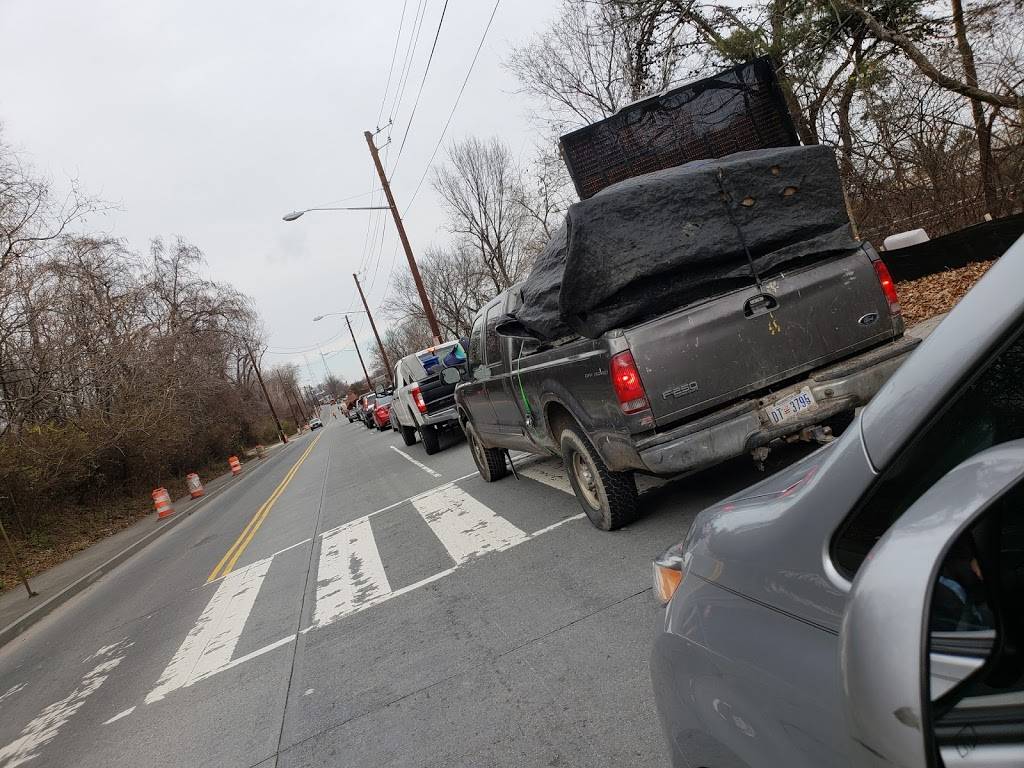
[839,440,1024,767]
[440,367,461,385]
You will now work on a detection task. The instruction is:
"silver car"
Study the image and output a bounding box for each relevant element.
[651,235,1024,767]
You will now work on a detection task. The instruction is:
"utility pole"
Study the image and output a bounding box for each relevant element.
[0,507,36,598]
[364,129,442,342]
[346,315,374,393]
[246,343,288,444]
[353,273,393,386]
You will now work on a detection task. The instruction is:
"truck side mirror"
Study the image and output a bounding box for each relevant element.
[440,367,461,385]
[840,440,1024,767]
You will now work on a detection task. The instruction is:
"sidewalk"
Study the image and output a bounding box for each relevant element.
[0,441,290,648]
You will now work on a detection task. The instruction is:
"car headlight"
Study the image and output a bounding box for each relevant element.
[652,541,688,605]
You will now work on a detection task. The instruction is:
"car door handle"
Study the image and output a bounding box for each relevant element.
[743,293,779,317]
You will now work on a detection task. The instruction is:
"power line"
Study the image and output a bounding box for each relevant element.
[388,0,429,125]
[377,0,410,125]
[402,0,502,214]
[391,0,451,173]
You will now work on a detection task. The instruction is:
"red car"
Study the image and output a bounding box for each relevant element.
[372,395,393,431]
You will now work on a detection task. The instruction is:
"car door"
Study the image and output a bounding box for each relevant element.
[482,300,531,447]
[460,306,499,436]
[841,443,1024,767]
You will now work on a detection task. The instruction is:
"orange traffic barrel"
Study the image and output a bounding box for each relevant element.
[152,487,174,518]
[186,472,204,498]
[255,444,266,459]
[228,455,242,476]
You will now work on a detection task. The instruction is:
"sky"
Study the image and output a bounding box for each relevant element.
[0,0,555,387]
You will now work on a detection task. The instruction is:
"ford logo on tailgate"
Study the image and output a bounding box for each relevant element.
[858,312,879,326]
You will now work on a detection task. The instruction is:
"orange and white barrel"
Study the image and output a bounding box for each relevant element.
[152,487,174,518]
[228,455,242,476]
[186,473,204,498]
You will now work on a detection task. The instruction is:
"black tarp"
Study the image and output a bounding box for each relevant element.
[497,145,859,341]
[883,213,1024,281]
[559,57,799,200]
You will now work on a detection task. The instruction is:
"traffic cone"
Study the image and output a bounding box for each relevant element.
[228,456,242,476]
[186,473,204,498]
[152,487,174,518]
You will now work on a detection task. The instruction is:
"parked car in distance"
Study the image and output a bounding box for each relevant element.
[650,236,1024,768]
[391,341,467,455]
[309,417,323,430]
[359,394,377,430]
[372,395,393,431]
[452,243,917,531]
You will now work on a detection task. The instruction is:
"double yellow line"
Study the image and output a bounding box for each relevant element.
[206,434,322,583]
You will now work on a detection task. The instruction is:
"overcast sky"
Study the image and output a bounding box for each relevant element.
[0,0,554,386]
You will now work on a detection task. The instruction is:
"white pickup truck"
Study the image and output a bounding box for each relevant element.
[390,341,467,455]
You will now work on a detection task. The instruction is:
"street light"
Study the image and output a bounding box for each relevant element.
[282,206,391,222]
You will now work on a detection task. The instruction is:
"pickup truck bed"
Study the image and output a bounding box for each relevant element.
[454,243,919,529]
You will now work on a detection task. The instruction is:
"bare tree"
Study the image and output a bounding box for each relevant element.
[432,136,536,293]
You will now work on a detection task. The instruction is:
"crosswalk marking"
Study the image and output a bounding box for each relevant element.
[515,460,573,494]
[145,558,273,704]
[0,640,130,768]
[312,516,392,628]
[411,485,528,564]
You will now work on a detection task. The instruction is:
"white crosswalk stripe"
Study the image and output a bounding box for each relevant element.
[411,484,529,564]
[145,558,277,704]
[312,516,392,629]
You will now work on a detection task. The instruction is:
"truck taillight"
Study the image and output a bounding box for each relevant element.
[873,260,901,316]
[411,387,427,414]
[610,350,649,414]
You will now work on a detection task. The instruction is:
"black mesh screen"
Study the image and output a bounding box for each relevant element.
[559,57,799,199]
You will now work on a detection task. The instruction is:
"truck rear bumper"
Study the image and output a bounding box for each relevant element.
[636,335,920,476]
[420,406,460,428]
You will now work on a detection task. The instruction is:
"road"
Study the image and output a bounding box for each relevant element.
[0,412,816,768]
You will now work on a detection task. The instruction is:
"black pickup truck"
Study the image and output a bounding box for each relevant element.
[451,244,919,530]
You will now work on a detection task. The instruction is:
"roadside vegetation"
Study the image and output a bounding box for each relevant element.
[0,135,298,591]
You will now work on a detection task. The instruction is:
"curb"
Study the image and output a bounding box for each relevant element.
[0,441,295,649]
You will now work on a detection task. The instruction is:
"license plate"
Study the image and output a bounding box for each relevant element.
[764,387,817,426]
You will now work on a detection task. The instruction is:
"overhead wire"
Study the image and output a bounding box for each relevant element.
[390,0,451,174]
[402,0,502,215]
[387,0,429,125]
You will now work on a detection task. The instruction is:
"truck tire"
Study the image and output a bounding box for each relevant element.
[559,426,638,531]
[465,422,507,482]
[420,424,441,455]
[400,424,417,446]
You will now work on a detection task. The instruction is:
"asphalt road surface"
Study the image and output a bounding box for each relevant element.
[0,411,816,768]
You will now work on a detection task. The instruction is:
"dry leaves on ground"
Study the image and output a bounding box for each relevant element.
[896,261,995,326]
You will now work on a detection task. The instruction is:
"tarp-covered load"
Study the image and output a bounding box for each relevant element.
[560,57,798,200]
[497,144,860,341]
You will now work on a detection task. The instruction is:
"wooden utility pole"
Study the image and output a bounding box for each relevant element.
[353,273,393,386]
[363,129,442,342]
[246,343,288,444]
[346,315,374,393]
[0,511,36,597]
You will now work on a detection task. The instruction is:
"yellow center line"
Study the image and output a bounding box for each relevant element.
[206,434,322,583]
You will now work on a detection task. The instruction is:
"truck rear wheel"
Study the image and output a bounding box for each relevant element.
[560,426,638,531]
[466,422,507,482]
[400,424,417,446]
[420,424,441,455]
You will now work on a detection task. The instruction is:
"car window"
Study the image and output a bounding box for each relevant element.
[484,305,506,374]
[468,313,485,375]
[833,329,1024,577]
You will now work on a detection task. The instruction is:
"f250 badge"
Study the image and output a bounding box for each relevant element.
[662,381,699,400]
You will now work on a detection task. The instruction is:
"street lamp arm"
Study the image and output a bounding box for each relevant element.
[312,311,367,322]
[283,206,392,221]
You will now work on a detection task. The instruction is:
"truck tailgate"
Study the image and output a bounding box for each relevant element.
[625,248,896,428]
